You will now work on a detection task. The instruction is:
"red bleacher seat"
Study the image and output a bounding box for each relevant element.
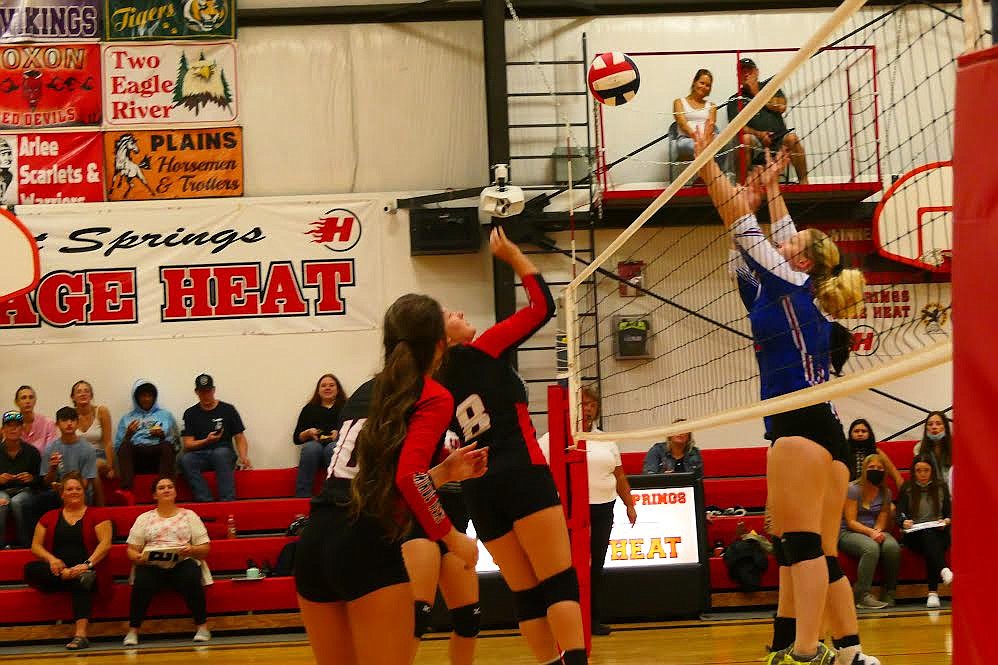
[701,447,768,478]
[105,468,302,504]
[621,452,643,475]
[704,478,767,510]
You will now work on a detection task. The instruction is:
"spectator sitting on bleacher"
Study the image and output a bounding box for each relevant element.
[913,411,952,485]
[641,419,703,479]
[726,58,808,183]
[180,374,252,502]
[672,69,730,174]
[32,407,99,521]
[115,379,179,493]
[838,453,900,609]
[24,471,112,651]
[845,418,903,488]
[123,476,212,646]
[292,373,347,498]
[15,385,57,453]
[0,410,41,548]
[71,381,115,507]
[897,454,953,609]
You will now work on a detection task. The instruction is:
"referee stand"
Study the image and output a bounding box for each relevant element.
[547,384,592,655]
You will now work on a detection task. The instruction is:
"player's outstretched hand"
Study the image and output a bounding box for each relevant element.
[691,119,715,158]
[442,442,489,483]
[489,226,522,264]
[444,531,480,570]
[761,148,790,189]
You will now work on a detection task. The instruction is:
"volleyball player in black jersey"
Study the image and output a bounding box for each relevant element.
[441,227,588,665]
[294,293,488,665]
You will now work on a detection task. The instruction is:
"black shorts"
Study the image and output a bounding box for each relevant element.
[462,464,562,543]
[767,402,849,466]
[406,490,471,553]
[294,502,408,603]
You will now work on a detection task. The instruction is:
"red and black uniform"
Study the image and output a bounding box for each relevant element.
[441,272,559,542]
[295,376,454,603]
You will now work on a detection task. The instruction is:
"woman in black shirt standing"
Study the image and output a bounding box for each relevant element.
[292,374,347,497]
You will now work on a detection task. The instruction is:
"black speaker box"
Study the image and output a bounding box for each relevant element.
[409,207,482,255]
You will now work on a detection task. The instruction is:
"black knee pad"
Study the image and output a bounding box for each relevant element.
[513,585,546,622]
[826,555,845,583]
[772,537,790,567]
[538,567,580,608]
[780,532,823,565]
[449,603,481,638]
[414,600,433,638]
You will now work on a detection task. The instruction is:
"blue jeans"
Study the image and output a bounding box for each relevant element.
[295,441,335,498]
[179,446,237,502]
[0,489,35,547]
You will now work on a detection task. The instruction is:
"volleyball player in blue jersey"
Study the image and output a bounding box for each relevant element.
[694,126,875,665]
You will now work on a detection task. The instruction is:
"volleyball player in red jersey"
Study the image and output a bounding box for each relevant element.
[441,227,588,665]
[294,293,488,665]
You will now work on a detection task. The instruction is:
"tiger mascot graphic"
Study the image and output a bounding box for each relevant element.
[183,0,227,32]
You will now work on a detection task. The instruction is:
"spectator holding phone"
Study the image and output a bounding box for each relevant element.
[726,58,808,183]
[179,375,251,502]
[292,373,347,498]
[115,380,178,492]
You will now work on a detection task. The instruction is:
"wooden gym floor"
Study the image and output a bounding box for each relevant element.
[0,612,951,664]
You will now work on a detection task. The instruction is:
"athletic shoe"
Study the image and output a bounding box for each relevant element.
[940,567,953,585]
[838,645,881,665]
[766,642,835,664]
[856,593,888,609]
[123,631,139,647]
[881,591,896,608]
[926,592,941,609]
[193,627,212,642]
[591,623,612,636]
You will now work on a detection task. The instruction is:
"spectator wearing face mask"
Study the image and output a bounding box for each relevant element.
[844,419,903,488]
[913,411,952,484]
[838,454,900,608]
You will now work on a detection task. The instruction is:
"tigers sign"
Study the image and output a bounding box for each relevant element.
[104,0,235,40]
[103,126,242,201]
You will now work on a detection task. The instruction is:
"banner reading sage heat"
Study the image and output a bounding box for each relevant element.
[104,126,241,201]
[102,41,237,126]
[0,43,102,129]
[0,0,101,42]
[0,197,384,344]
[104,0,235,41]
[0,131,104,205]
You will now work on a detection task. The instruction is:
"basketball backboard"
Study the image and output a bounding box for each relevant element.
[873,161,952,272]
[0,208,40,300]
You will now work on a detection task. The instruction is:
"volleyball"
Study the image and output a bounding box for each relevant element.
[587,51,640,106]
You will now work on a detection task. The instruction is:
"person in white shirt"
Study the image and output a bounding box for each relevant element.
[673,69,730,174]
[537,387,636,636]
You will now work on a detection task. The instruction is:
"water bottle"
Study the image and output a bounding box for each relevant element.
[226,514,237,539]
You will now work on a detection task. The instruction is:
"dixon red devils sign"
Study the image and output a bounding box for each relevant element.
[0,43,101,128]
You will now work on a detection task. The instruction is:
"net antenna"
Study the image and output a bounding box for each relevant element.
[566,0,964,442]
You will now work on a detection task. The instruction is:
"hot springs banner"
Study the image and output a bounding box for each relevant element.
[104,126,242,200]
[0,43,102,128]
[0,197,384,344]
[104,0,235,40]
[0,131,105,205]
[102,41,237,126]
[0,0,101,41]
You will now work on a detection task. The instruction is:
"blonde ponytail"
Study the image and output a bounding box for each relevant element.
[803,228,866,319]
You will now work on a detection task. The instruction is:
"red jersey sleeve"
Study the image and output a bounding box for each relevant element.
[395,379,455,541]
[472,272,555,359]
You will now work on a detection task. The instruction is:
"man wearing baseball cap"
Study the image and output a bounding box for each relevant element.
[179,374,252,502]
[0,411,41,547]
[726,57,809,183]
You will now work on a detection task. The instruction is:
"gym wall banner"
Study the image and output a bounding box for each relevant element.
[0,0,101,42]
[0,131,105,205]
[103,126,242,201]
[102,41,237,126]
[0,197,384,343]
[104,0,236,41]
[0,43,102,129]
[470,486,700,572]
